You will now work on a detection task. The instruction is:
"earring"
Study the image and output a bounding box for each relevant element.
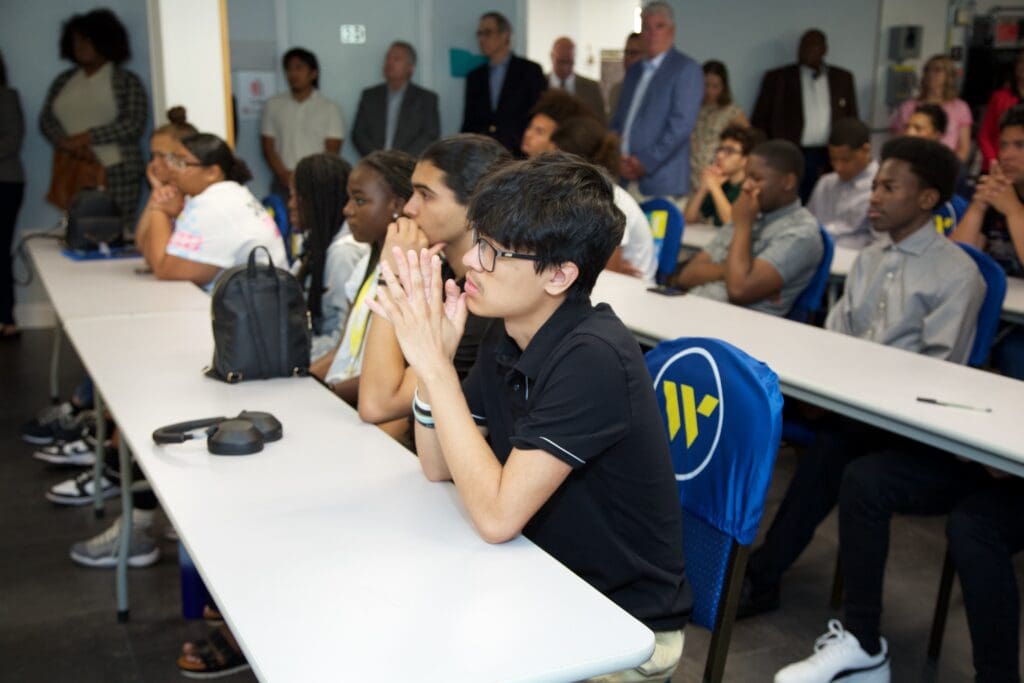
[392,212,400,220]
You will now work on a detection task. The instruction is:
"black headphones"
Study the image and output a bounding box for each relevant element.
[152,411,282,456]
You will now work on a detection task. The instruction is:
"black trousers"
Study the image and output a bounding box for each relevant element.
[102,447,157,510]
[800,146,830,204]
[747,415,905,592]
[948,478,1024,683]
[838,450,988,652]
[0,181,24,325]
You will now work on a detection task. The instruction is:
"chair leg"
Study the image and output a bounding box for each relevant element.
[829,550,843,610]
[703,543,749,683]
[927,547,956,660]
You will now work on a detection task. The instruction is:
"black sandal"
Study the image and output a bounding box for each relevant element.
[177,626,250,679]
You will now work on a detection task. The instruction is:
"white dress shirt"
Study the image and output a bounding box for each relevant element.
[799,65,832,147]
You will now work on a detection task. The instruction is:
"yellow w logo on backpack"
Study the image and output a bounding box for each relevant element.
[662,381,719,448]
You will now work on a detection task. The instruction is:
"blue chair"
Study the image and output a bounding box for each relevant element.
[640,198,685,285]
[925,244,1009,662]
[786,225,834,323]
[933,194,969,236]
[262,194,293,264]
[646,337,783,683]
[956,242,1007,367]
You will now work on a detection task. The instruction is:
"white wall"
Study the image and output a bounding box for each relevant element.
[525,0,640,81]
[672,0,883,127]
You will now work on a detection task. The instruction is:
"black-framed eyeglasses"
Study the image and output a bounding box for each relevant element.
[474,231,539,273]
[715,145,743,157]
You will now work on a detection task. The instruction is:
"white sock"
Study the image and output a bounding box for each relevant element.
[131,508,155,529]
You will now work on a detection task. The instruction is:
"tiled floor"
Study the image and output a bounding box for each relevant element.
[1,329,1016,682]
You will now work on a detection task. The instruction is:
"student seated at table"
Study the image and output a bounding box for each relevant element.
[521,91,657,281]
[288,153,368,361]
[355,134,510,430]
[548,115,657,281]
[139,132,287,288]
[952,103,1024,379]
[684,124,757,227]
[735,137,985,682]
[946,474,1024,683]
[367,154,691,682]
[806,118,878,249]
[308,150,415,406]
[903,102,946,143]
[674,139,823,316]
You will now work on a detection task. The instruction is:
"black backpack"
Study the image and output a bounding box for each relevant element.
[64,189,123,251]
[206,246,311,383]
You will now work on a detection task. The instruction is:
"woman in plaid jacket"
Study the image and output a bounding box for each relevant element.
[39,8,146,230]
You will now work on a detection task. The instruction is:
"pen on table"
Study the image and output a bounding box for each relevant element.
[916,397,992,413]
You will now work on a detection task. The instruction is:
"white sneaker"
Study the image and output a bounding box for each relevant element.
[45,470,120,506]
[33,438,97,466]
[775,620,890,683]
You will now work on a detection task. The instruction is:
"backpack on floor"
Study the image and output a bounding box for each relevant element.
[206,246,311,383]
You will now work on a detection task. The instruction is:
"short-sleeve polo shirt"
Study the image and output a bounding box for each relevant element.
[461,298,692,631]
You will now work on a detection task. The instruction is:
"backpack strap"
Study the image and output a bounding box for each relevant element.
[241,261,273,379]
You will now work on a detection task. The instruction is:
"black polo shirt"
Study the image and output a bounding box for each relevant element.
[461,298,692,631]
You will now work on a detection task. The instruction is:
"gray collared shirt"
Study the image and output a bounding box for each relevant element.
[690,199,823,317]
[384,83,407,150]
[825,222,986,364]
[489,56,510,111]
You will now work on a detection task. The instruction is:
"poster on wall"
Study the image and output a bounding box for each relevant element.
[233,71,276,120]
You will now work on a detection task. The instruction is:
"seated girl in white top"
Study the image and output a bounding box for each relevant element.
[288,153,369,361]
[141,132,287,287]
[307,150,415,409]
[550,116,658,282]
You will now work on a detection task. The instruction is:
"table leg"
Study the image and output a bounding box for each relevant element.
[116,438,132,622]
[49,324,62,403]
[92,391,106,518]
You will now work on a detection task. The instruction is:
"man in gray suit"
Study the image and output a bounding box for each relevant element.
[351,41,440,158]
[548,37,606,125]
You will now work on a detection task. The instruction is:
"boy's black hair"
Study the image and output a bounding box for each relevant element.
[719,124,760,156]
[880,136,959,206]
[60,9,131,64]
[751,140,805,183]
[468,153,625,302]
[828,117,871,149]
[283,47,320,88]
[419,134,511,206]
[913,103,948,135]
[999,103,1024,132]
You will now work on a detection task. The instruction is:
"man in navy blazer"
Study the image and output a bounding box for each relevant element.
[461,11,547,154]
[351,41,440,158]
[610,2,702,199]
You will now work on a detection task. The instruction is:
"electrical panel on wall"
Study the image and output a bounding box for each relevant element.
[887,65,918,107]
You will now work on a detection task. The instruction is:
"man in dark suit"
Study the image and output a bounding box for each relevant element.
[609,1,703,200]
[461,11,546,154]
[548,37,606,125]
[751,29,858,201]
[351,41,440,158]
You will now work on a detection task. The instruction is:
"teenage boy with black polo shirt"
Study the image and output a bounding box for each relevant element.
[367,155,691,682]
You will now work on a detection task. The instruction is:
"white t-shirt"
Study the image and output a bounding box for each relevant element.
[305,229,370,361]
[613,185,657,282]
[261,89,345,170]
[166,181,288,279]
[324,253,379,386]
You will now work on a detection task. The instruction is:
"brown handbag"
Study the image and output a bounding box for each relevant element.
[45,149,107,210]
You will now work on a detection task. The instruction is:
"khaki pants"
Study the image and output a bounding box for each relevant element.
[582,629,685,683]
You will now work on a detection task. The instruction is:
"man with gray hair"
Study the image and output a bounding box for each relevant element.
[351,41,440,157]
[548,36,606,124]
[610,2,702,201]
